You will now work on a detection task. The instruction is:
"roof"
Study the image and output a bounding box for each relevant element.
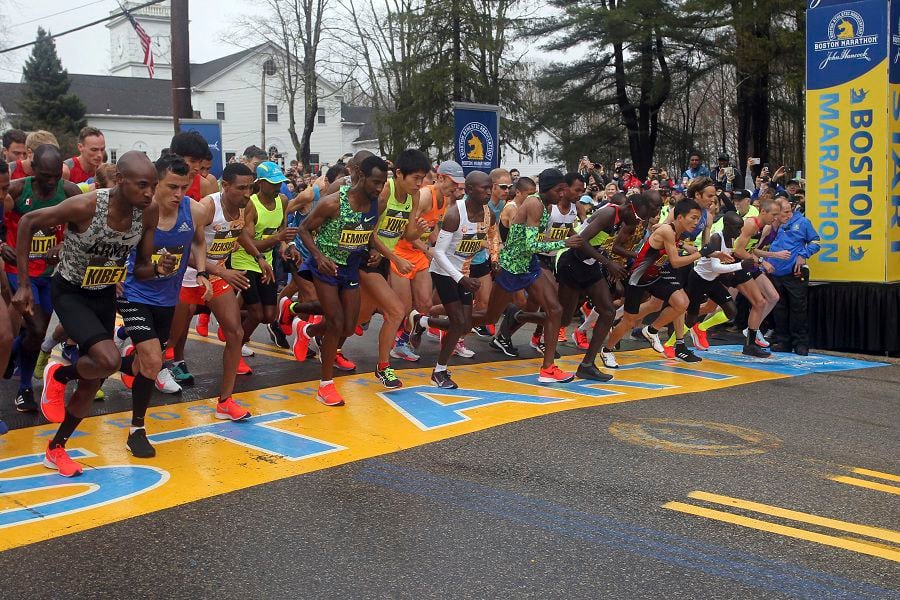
[189,44,266,86]
[0,74,172,117]
[341,102,377,142]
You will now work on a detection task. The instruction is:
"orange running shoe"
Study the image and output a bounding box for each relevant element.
[557,327,567,343]
[43,444,83,477]
[334,351,356,371]
[215,397,251,421]
[317,382,345,406]
[292,318,312,362]
[164,346,174,361]
[486,323,496,336]
[572,329,589,350]
[120,345,135,389]
[663,344,676,359]
[538,364,575,383]
[195,313,209,337]
[278,297,294,335]
[236,357,253,375]
[690,324,710,351]
[40,363,67,424]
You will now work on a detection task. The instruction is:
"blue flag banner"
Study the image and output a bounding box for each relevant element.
[179,119,224,179]
[453,103,500,175]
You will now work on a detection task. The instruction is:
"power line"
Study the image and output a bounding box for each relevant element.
[9,0,108,29]
[0,0,167,55]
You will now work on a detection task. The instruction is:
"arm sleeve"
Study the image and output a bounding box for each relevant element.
[433,229,464,282]
[709,258,744,274]
[524,226,566,254]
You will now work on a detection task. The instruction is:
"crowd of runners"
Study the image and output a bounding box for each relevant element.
[0,126,820,477]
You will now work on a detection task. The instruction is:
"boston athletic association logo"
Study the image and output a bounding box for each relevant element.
[814,10,878,70]
[457,121,494,166]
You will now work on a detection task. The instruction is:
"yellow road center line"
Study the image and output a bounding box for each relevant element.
[185,333,295,361]
[830,476,900,496]
[852,468,900,483]
[663,501,900,562]
[686,491,900,544]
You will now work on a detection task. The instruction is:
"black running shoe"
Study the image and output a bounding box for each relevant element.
[3,346,17,380]
[472,326,492,337]
[376,366,402,389]
[267,322,290,349]
[674,344,702,363]
[126,428,156,458]
[408,310,426,349]
[14,387,38,413]
[575,363,613,382]
[490,335,519,357]
[742,344,771,358]
[431,370,458,389]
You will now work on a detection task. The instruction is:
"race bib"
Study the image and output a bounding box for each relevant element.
[377,209,409,239]
[151,245,185,278]
[545,221,573,241]
[454,233,485,258]
[339,226,373,253]
[260,227,277,240]
[29,229,57,259]
[82,256,127,289]
[207,221,243,260]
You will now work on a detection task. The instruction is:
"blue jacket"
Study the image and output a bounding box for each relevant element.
[768,212,820,276]
[682,165,711,180]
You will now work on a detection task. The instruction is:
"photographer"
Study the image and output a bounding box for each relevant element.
[712,153,741,192]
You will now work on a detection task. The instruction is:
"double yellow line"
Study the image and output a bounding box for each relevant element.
[830,467,900,496]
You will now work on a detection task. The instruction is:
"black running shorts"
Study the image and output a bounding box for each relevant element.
[686,270,734,314]
[117,298,175,346]
[431,272,473,306]
[51,274,117,352]
[241,270,278,306]
[623,268,681,314]
[554,250,607,290]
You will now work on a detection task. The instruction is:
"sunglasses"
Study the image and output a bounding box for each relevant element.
[496,183,514,190]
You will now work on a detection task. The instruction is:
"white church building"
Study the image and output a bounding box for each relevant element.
[0,1,375,168]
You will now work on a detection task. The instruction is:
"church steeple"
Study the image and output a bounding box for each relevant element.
[106,1,173,79]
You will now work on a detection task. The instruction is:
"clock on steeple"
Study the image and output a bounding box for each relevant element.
[106,1,173,79]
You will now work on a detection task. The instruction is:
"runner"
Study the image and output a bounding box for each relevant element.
[8,130,70,181]
[11,151,160,477]
[0,158,14,434]
[292,155,389,406]
[166,162,268,415]
[468,168,509,340]
[169,132,219,201]
[2,145,82,413]
[117,154,212,457]
[63,127,106,184]
[2,129,26,163]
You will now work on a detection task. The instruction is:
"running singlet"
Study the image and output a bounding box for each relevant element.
[55,188,143,290]
[4,177,68,277]
[316,186,379,266]
[537,201,577,255]
[374,178,412,251]
[123,197,193,306]
[65,156,92,184]
[10,160,27,180]
[186,174,203,201]
[573,204,622,265]
[183,192,244,288]
[231,194,283,273]
[628,224,675,286]
[430,199,490,277]
[290,185,320,261]
[499,204,566,274]
[694,234,738,281]
[396,185,444,254]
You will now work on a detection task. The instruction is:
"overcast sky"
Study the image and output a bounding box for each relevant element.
[0,0,246,82]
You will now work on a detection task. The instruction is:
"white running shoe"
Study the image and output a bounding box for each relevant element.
[641,326,665,353]
[114,326,130,356]
[241,344,255,357]
[453,340,475,358]
[155,368,182,394]
[600,348,619,369]
[742,328,771,348]
[390,342,420,362]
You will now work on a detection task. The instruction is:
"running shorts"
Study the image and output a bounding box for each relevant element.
[117,298,174,346]
[686,270,733,315]
[431,272,473,306]
[6,273,53,315]
[390,244,430,280]
[179,278,231,306]
[623,267,681,314]
[554,250,606,291]
[721,268,753,287]
[360,257,390,279]
[494,256,541,293]
[51,274,117,352]
[301,255,361,290]
[537,254,555,271]
[469,260,492,279]
[241,271,277,306]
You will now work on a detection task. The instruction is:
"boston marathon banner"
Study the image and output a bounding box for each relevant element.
[806,0,898,282]
[453,102,500,175]
[180,119,224,179]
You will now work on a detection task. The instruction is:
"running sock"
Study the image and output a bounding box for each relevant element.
[377,362,390,371]
[614,306,624,321]
[131,374,153,427]
[647,326,658,335]
[53,363,80,384]
[418,315,429,329]
[434,363,447,373]
[40,333,56,353]
[396,330,410,345]
[579,309,599,332]
[665,326,688,347]
[49,411,82,449]
[699,309,729,332]
[120,353,136,376]
[115,326,129,341]
[320,380,333,387]
[746,328,758,345]
[18,348,38,389]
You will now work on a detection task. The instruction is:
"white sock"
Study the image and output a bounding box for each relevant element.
[613,306,625,321]
[419,315,429,328]
[129,426,144,434]
[434,363,447,373]
[579,309,600,331]
[320,379,333,387]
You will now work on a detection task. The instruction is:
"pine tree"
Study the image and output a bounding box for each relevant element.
[15,28,86,142]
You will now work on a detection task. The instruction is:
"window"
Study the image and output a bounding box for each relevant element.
[267,104,278,123]
[109,149,118,164]
[317,107,325,124]
[309,153,320,166]
[216,102,225,121]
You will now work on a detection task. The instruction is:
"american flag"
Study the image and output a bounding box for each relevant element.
[122,5,155,78]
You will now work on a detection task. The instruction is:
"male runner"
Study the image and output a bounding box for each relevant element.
[8,130,70,181]
[469,168,510,339]
[11,152,161,477]
[170,132,219,201]
[64,127,106,184]
[3,129,26,162]
[117,154,212,457]
[293,155,389,406]
[2,145,82,412]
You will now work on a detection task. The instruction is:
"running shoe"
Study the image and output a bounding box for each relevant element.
[317,383,345,407]
[426,327,441,340]
[241,344,255,357]
[354,325,364,336]
[572,329,589,350]
[170,362,195,386]
[155,368,182,394]
[641,326,665,354]
[538,365,575,383]
[795,345,809,356]
[60,343,79,364]
[742,328,771,348]
[163,346,174,361]
[390,342,420,362]
[486,323,496,336]
[114,326,130,356]
[126,428,156,458]
[491,335,519,357]
[576,363,613,382]
[471,325,492,337]
[600,348,619,369]
[580,302,593,320]
[334,351,356,372]
[529,335,546,356]
[43,445,83,477]
[14,387,38,413]
[236,357,253,375]
[278,297,294,335]
[34,350,51,380]
[690,324,710,351]
[216,397,251,421]
[663,344,675,360]
[292,318,313,362]
[267,322,290,349]
[673,344,702,363]
[376,365,402,389]
[742,344,771,358]
[431,370,458,389]
[453,340,475,358]
[94,388,105,401]
[557,327,567,343]
[408,310,426,349]
[120,345,136,389]
[196,313,210,337]
[217,327,226,342]
[41,363,67,423]
[0,420,7,435]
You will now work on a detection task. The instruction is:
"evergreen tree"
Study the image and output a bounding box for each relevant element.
[15,28,86,141]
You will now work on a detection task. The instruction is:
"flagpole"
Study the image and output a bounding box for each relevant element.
[170,0,192,133]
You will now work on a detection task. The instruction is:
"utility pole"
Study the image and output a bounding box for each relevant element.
[261,68,266,151]
[170,0,192,133]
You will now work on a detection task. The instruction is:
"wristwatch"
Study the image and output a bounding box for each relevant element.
[196,270,210,279]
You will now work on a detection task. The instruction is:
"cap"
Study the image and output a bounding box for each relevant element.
[718,153,729,161]
[437,160,465,184]
[732,188,752,201]
[256,161,288,184]
[538,168,565,192]
[673,185,685,194]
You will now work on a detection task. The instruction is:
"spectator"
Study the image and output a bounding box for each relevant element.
[767,198,820,356]
[682,152,711,182]
[711,153,741,191]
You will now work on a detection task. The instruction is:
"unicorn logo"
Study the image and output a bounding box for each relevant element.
[466,133,484,160]
[836,19,855,39]
[457,121,495,166]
